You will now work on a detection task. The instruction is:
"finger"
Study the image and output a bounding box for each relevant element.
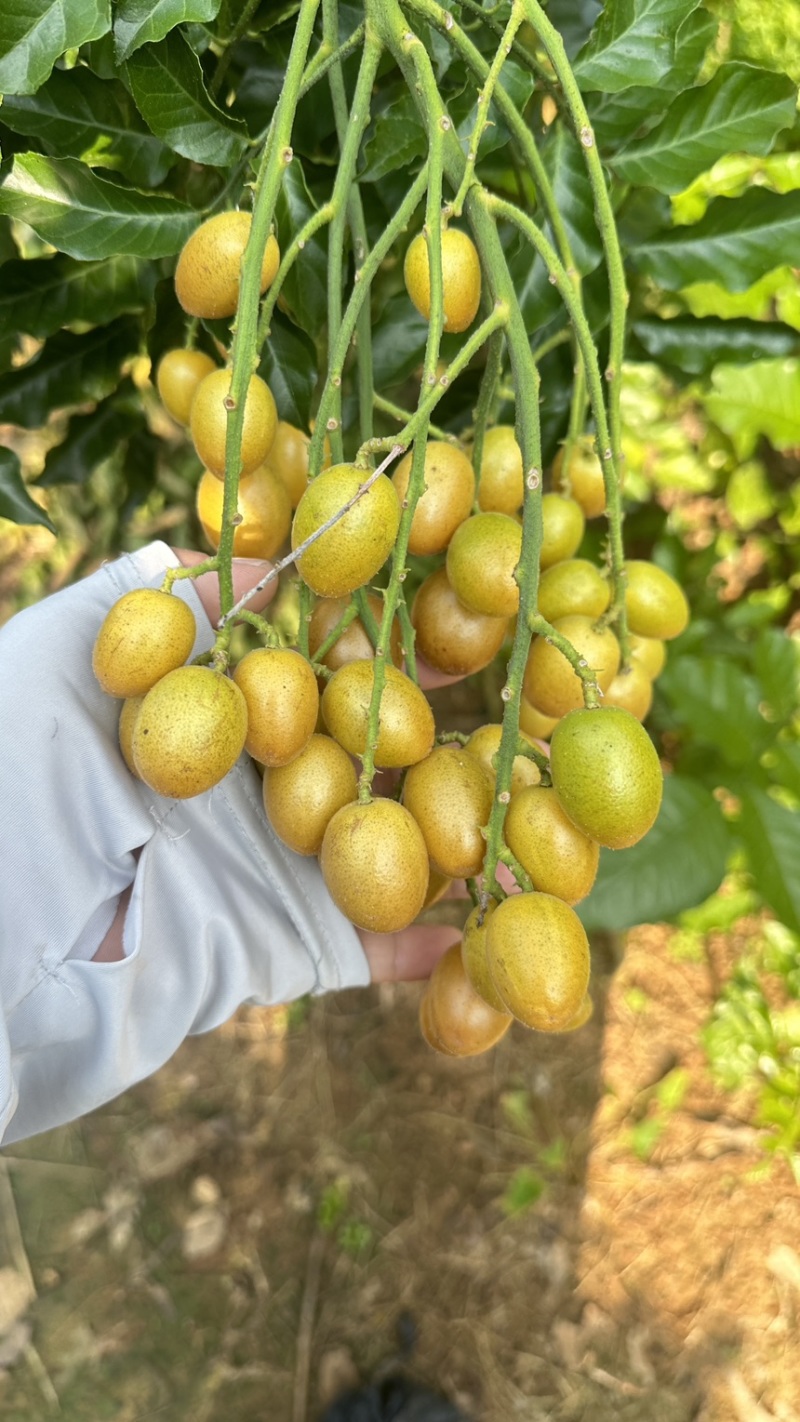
[359,925,460,983]
[416,655,465,691]
[171,548,278,623]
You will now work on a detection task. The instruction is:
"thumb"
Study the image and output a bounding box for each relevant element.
[171,548,278,625]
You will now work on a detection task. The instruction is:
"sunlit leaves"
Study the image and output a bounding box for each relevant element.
[0,318,140,427]
[631,189,800,292]
[0,446,55,531]
[113,0,221,64]
[574,0,702,93]
[0,0,110,96]
[0,256,157,342]
[703,359,800,457]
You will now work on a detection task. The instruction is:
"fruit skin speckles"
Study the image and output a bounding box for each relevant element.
[403,227,482,334]
[549,706,663,851]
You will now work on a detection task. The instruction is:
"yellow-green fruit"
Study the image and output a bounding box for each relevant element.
[156,348,217,425]
[461,902,507,1013]
[403,227,481,334]
[196,464,291,561]
[320,798,430,933]
[540,493,585,569]
[420,942,511,1057]
[523,614,620,719]
[629,633,666,680]
[411,567,508,677]
[552,436,606,519]
[423,868,453,909]
[446,512,522,618]
[549,706,663,850]
[519,696,559,742]
[402,746,493,878]
[132,666,248,799]
[190,368,278,480]
[263,733,357,856]
[503,785,599,905]
[267,421,311,508]
[604,661,654,723]
[465,723,541,796]
[233,648,319,768]
[625,561,689,640]
[538,559,610,624]
[562,992,594,1031]
[308,593,403,675]
[476,425,523,515]
[118,696,145,778]
[391,440,475,556]
[174,211,280,319]
[486,892,590,1031]
[93,588,197,698]
[292,464,401,598]
[321,660,435,768]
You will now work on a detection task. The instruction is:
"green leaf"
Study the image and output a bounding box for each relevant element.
[542,0,603,60]
[38,387,144,486]
[574,0,701,93]
[371,292,428,389]
[0,69,175,190]
[612,65,797,195]
[0,318,140,428]
[0,0,110,97]
[0,254,157,341]
[578,776,732,932]
[587,8,718,149]
[257,312,317,429]
[753,629,800,724]
[0,446,55,531]
[660,654,771,765]
[125,31,248,167]
[769,741,800,801]
[542,124,603,277]
[274,160,328,338]
[360,89,426,183]
[113,0,221,64]
[738,790,800,934]
[631,189,800,293]
[0,154,197,260]
[631,315,800,376]
[704,358,800,458]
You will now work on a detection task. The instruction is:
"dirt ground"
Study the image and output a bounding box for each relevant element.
[1,912,799,1422]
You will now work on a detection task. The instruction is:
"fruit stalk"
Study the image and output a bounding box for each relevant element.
[450,0,525,217]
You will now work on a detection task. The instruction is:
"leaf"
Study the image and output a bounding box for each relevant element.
[703,359,800,458]
[587,8,718,149]
[612,65,798,194]
[541,0,603,60]
[631,315,800,376]
[0,0,110,97]
[753,629,800,724]
[0,69,175,190]
[541,124,604,277]
[125,31,249,167]
[113,0,221,64]
[660,654,772,765]
[0,318,140,428]
[371,292,428,389]
[0,154,197,260]
[360,89,426,183]
[770,742,800,801]
[0,254,158,341]
[631,189,800,293]
[38,385,144,486]
[574,0,701,94]
[0,446,55,531]
[258,312,317,429]
[274,160,328,338]
[578,776,732,932]
[738,790,800,934]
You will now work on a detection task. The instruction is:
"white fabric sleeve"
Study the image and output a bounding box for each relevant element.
[0,542,369,1146]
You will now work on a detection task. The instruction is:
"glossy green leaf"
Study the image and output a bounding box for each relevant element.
[754,629,800,724]
[0,0,110,97]
[0,446,55,532]
[660,655,771,765]
[258,312,317,429]
[113,0,221,63]
[631,189,800,293]
[0,254,157,341]
[738,790,800,934]
[542,0,603,59]
[578,776,731,931]
[542,125,603,276]
[39,388,144,486]
[587,8,717,149]
[0,318,140,428]
[704,359,800,458]
[612,65,797,194]
[274,160,328,338]
[360,89,426,183]
[631,315,800,376]
[0,154,197,260]
[574,0,701,93]
[371,292,428,389]
[125,31,249,167]
[0,69,175,190]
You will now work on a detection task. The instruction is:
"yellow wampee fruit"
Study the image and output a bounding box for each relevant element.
[233,648,319,767]
[320,798,430,933]
[321,660,434,768]
[132,666,248,800]
[549,705,663,850]
[404,227,481,333]
[292,464,401,598]
[190,368,278,480]
[421,942,511,1057]
[174,211,280,319]
[93,588,196,699]
[503,784,599,905]
[263,733,357,856]
[523,614,620,719]
[486,891,590,1032]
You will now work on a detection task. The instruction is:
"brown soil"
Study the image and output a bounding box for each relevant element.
[1,917,798,1422]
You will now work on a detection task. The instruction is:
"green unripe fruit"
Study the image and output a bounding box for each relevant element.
[624,561,689,641]
[549,706,663,850]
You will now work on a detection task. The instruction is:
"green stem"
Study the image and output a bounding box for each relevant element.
[529,327,571,365]
[312,599,362,663]
[297,581,312,659]
[211,0,262,97]
[297,24,366,100]
[451,0,525,217]
[397,599,418,684]
[162,557,219,593]
[470,326,504,502]
[257,200,335,351]
[527,613,601,708]
[373,393,452,443]
[448,0,552,84]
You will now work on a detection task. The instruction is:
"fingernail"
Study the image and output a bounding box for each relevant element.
[233,558,270,566]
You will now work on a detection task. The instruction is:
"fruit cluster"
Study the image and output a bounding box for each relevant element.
[93,210,688,1059]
